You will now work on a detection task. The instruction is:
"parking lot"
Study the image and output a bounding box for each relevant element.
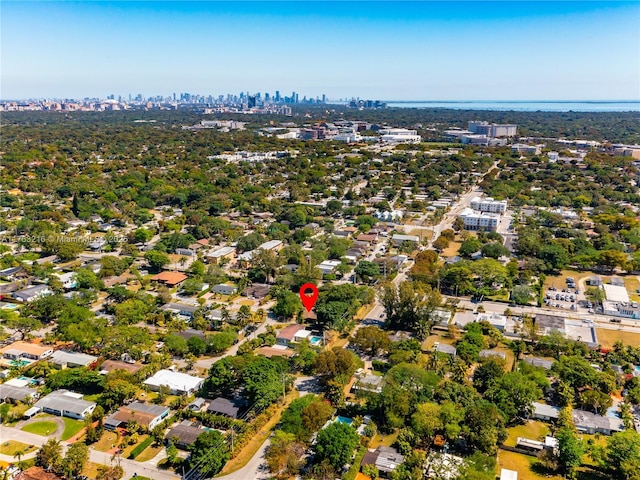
[544,276,592,313]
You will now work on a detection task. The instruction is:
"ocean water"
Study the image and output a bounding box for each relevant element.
[380,101,640,112]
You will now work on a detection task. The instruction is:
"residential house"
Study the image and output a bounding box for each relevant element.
[15,466,63,480]
[433,342,457,356]
[391,234,420,246]
[175,248,195,257]
[532,402,561,421]
[165,422,204,449]
[150,271,188,287]
[352,373,383,394]
[13,285,52,302]
[162,303,198,318]
[1,341,54,362]
[522,357,554,370]
[206,397,244,419]
[104,402,170,431]
[49,351,98,369]
[212,284,237,295]
[206,246,236,264]
[573,409,624,435]
[276,324,307,346]
[32,389,96,419]
[242,283,271,299]
[361,446,405,476]
[55,272,77,289]
[144,369,204,395]
[0,384,38,404]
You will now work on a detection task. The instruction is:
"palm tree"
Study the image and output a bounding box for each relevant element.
[255,308,267,324]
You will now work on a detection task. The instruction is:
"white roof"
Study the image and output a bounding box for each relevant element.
[144,369,203,392]
[500,469,518,480]
[603,284,630,303]
[259,240,282,251]
[208,246,235,257]
[294,330,312,339]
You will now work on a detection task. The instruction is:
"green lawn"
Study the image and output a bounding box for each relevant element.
[0,441,38,456]
[504,421,550,447]
[61,418,85,441]
[21,421,59,436]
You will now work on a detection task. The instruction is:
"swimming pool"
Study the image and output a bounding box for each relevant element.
[8,359,30,367]
[1,303,18,310]
[310,336,323,345]
[336,416,353,425]
[18,376,37,385]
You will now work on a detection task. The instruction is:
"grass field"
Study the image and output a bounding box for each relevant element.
[624,276,640,302]
[504,421,550,447]
[596,328,640,348]
[544,270,593,290]
[120,435,150,459]
[81,461,105,479]
[61,418,85,441]
[135,444,163,462]
[441,241,461,258]
[92,431,119,452]
[21,421,58,436]
[498,450,562,480]
[370,431,399,449]
[0,441,38,456]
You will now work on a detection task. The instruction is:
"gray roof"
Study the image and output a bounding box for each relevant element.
[34,390,95,415]
[535,314,565,330]
[14,285,50,300]
[533,402,560,419]
[166,423,203,446]
[434,343,457,355]
[49,350,97,367]
[163,303,198,314]
[207,397,242,418]
[479,349,506,359]
[0,384,37,402]
[523,357,554,370]
[573,409,624,433]
[374,446,405,473]
[127,401,170,417]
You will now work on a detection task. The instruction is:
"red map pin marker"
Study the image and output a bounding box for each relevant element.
[299,283,319,312]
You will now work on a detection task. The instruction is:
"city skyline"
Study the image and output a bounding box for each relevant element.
[2,1,639,101]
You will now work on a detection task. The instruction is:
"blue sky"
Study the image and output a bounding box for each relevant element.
[2,1,639,100]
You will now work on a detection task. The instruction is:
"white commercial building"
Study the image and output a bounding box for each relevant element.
[379,128,422,143]
[458,208,500,232]
[470,196,507,214]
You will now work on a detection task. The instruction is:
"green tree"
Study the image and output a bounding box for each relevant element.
[314,421,359,471]
[35,438,63,473]
[603,430,640,480]
[350,326,391,356]
[144,250,170,271]
[188,430,229,476]
[273,290,303,319]
[61,442,89,478]
[556,427,585,479]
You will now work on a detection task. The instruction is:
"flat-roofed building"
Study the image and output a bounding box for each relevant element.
[470,196,508,214]
[144,369,204,395]
[458,208,500,232]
